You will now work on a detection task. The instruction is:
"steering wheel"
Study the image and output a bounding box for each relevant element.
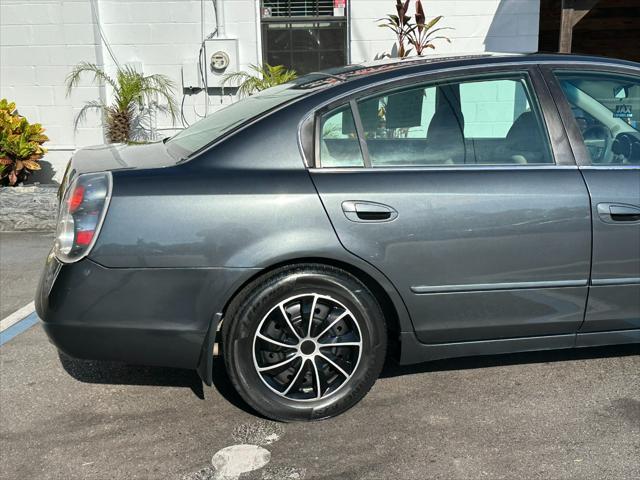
[582,125,612,163]
[612,132,640,164]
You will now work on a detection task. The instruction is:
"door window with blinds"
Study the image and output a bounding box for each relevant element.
[261,1,348,76]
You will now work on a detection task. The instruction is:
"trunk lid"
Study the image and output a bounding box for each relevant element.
[68,141,178,176]
[59,141,178,198]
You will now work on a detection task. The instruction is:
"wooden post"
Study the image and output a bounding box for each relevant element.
[559,0,575,53]
[559,0,600,53]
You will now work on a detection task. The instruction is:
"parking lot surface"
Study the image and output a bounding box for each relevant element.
[1,233,639,479]
[0,231,53,318]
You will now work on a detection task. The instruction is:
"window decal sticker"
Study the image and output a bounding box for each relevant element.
[614,104,633,119]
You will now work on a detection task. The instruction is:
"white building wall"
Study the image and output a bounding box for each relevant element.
[0,0,540,181]
[349,0,541,62]
[96,0,260,133]
[1,0,105,170]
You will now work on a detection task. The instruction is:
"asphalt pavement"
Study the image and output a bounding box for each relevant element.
[0,231,53,318]
[1,232,639,480]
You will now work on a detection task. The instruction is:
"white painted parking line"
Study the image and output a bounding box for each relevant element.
[0,311,39,346]
[0,301,35,333]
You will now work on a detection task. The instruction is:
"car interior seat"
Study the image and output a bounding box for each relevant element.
[424,101,466,165]
[499,111,550,164]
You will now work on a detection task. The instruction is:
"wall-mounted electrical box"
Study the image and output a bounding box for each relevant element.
[204,38,239,88]
[181,61,203,94]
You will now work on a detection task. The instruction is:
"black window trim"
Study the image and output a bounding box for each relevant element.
[311,64,569,169]
[539,63,640,168]
[350,99,372,168]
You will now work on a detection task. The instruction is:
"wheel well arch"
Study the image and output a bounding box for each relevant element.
[220,257,403,358]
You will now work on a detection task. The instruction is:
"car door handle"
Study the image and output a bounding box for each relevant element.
[341,201,398,223]
[597,203,640,223]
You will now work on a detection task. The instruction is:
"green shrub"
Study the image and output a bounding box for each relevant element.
[0,99,48,186]
[222,64,297,97]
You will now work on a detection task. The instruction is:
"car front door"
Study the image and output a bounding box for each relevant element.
[542,66,640,340]
[310,66,592,345]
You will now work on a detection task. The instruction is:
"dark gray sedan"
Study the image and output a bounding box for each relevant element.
[37,54,640,421]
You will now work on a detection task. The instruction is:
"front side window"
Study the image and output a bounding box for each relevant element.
[319,73,553,168]
[554,71,640,165]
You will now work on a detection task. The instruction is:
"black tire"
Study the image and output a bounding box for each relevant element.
[222,264,387,422]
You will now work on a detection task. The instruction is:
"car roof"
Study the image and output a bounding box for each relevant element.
[290,52,639,92]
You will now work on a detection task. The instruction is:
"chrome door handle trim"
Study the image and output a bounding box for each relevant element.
[341,201,398,223]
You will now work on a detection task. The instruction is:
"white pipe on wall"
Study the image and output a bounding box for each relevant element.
[200,0,206,42]
[217,0,226,37]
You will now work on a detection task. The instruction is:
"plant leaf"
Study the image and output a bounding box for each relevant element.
[22,159,41,170]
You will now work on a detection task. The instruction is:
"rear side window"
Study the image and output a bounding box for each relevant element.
[167,77,327,159]
[319,105,365,167]
[554,71,640,165]
[318,74,554,168]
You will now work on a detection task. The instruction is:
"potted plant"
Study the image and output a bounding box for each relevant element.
[378,0,451,58]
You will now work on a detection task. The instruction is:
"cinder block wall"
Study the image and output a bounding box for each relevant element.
[1,0,104,172]
[349,0,540,62]
[0,0,540,181]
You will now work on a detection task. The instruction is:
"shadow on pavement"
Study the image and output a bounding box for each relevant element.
[381,343,640,378]
[57,352,262,417]
[58,344,639,414]
[210,356,268,418]
[58,352,205,399]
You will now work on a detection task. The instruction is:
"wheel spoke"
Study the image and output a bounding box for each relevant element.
[258,354,299,372]
[307,295,318,337]
[311,357,323,399]
[282,358,306,396]
[318,342,361,348]
[319,353,350,378]
[315,311,349,341]
[256,332,297,349]
[279,304,301,340]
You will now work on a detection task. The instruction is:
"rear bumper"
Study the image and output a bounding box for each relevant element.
[41,322,207,368]
[36,254,256,370]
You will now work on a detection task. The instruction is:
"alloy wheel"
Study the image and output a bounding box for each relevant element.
[252,293,363,402]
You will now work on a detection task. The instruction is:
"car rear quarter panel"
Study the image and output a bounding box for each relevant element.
[91,106,340,269]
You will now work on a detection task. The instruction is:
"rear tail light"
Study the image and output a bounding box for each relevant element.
[53,172,112,263]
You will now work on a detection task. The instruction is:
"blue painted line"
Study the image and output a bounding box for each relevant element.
[0,311,40,346]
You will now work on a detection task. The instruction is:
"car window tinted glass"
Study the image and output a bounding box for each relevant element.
[319,105,365,167]
[167,83,308,158]
[352,75,553,167]
[554,71,640,165]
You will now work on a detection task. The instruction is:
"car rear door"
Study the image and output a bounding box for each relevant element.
[309,65,592,345]
[541,65,640,341]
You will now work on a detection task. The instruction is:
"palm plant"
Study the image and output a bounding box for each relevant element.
[66,62,178,143]
[222,64,297,97]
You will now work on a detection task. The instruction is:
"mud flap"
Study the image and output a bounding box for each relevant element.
[196,313,222,386]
